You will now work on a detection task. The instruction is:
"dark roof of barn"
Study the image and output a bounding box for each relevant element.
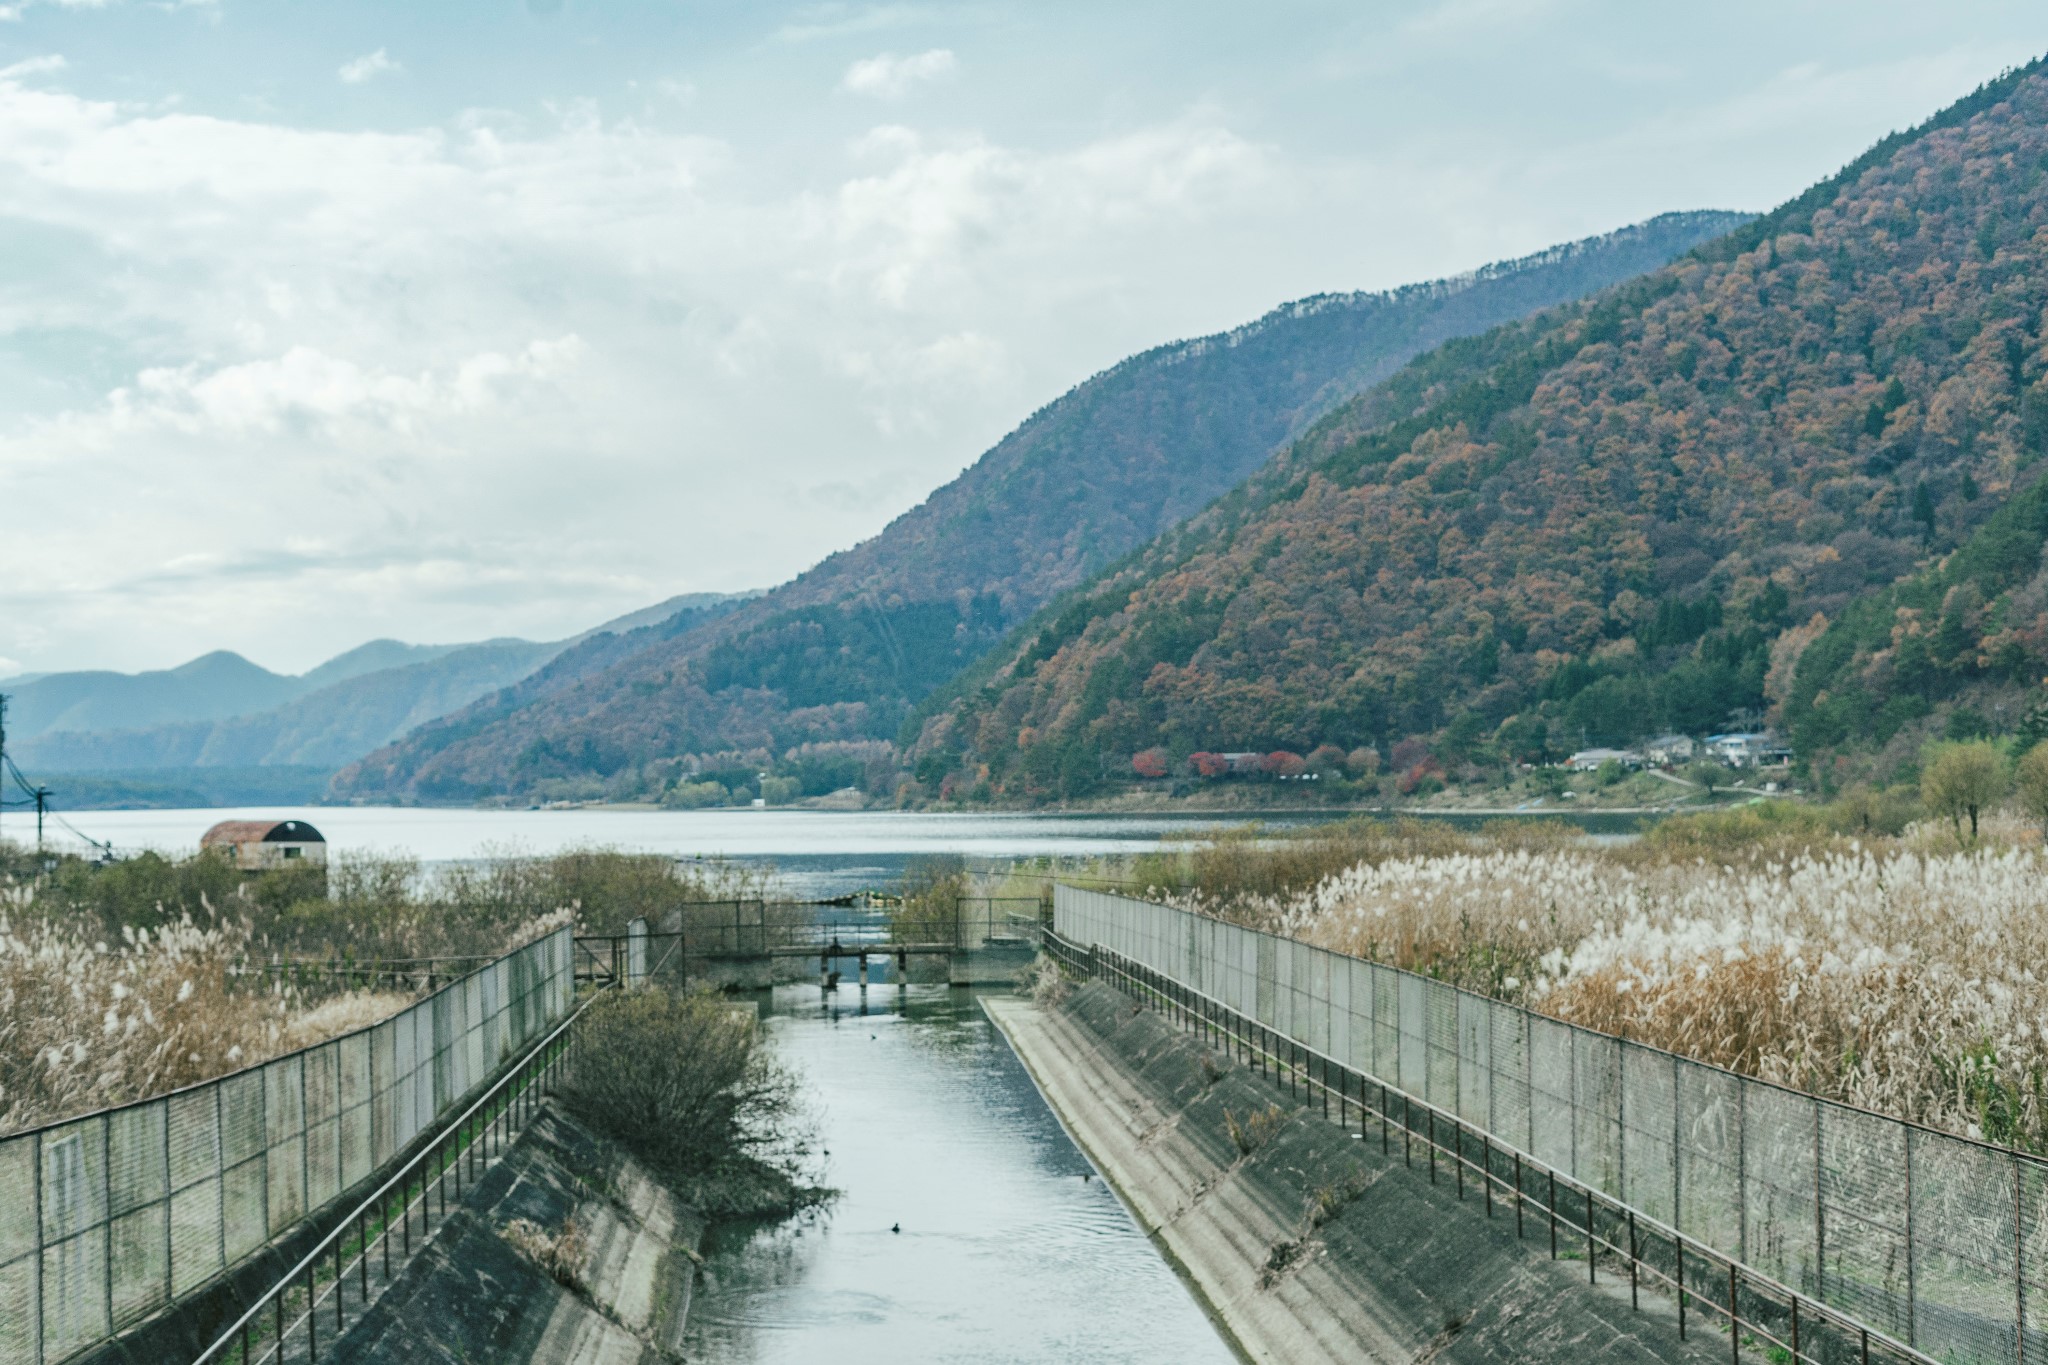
[200,819,326,845]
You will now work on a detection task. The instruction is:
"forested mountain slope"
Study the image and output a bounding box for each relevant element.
[913,59,2048,798]
[333,211,1748,802]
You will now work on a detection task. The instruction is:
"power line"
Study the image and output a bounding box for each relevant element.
[0,694,113,859]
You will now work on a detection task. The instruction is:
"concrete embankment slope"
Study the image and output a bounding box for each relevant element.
[330,1103,702,1364]
[987,983,1728,1365]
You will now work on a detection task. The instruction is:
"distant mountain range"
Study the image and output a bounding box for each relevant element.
[904,58,2048,798]
[333,209,1751,803]
[2,593,758,807]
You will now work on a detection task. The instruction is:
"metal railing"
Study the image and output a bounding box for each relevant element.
[1053,885,2048,1365]
[191,924,687,1364]
[1049,930,1930,1365]
[0,929,573,1365]
[625,897,1044,959]
[190,997,586,1364]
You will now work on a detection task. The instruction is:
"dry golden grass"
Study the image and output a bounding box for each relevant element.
[0,906,564,1135]
[0,913,281,1132]
[280,989,420,1049]
[1256,827,2048,1149]
[0,841,651,1134]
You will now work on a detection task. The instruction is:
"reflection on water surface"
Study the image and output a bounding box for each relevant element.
[681,985,1238,1364]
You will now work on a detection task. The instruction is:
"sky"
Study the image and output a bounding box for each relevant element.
[1,1,2046,678]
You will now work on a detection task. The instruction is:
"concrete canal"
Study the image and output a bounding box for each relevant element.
[680,983,1239,1364]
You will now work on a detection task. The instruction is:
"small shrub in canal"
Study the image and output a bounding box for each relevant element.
[562,988,824,1215]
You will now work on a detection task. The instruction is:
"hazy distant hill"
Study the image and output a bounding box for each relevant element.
[16,638,563,771]
[908,59,2048,797]
[334,210,1750,802]
[6,651,303,739]
[5,592,762,804]
[298,639,470,690]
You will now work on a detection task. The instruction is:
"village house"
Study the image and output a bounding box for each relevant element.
[1702,733,1792,769]
[1643,734,1696,765]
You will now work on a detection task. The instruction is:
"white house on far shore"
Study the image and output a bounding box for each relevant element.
[1565,747,1641,772]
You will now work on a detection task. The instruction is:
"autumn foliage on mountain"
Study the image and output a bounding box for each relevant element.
[333,213,1742,802]
[912,60,2048,800]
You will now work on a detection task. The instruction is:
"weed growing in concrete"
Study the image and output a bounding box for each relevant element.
[1026,955,1070,1009]
[501,1216,589,1292]
[1256,1234,1312,1289]
[1306,1173,1370,1229]
[1224,1104,1287,1156]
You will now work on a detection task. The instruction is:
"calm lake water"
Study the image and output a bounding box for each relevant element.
[49,807,1326,898]
[682,984,1239,1364]
[42,804,1643,897]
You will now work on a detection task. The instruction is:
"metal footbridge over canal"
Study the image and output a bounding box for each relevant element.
[573,895,1047,991]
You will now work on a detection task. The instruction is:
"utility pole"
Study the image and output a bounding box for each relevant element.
[33,785,49,852]
[0,693,8,848]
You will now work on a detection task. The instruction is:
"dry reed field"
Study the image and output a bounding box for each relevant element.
[1133,811,2048,1151]
[0,842,715,1135]
[0,910,414,1134]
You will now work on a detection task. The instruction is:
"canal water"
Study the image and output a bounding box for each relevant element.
[680,983,1240,1364]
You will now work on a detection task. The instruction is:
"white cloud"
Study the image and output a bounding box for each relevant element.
[840,48,955,99]
[337,48,401,84]
[89,337,588,438]
[0,63,1382,671]
[0,54,65,78]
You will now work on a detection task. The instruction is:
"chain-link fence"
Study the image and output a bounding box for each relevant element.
[1056,886,2048,1365]
[0,926,573,1365]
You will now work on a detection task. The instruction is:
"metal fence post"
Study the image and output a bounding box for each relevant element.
[1904,1126,1916,1346]
[1729,1263,1739,1365]
[1628,1211,1638,1310]
[1587,1187,1596,1284]
[2018,1154,2028,1365]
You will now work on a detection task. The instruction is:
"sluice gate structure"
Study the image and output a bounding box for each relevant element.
[579,897,1046,990]
[1052,885,2048,1365]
